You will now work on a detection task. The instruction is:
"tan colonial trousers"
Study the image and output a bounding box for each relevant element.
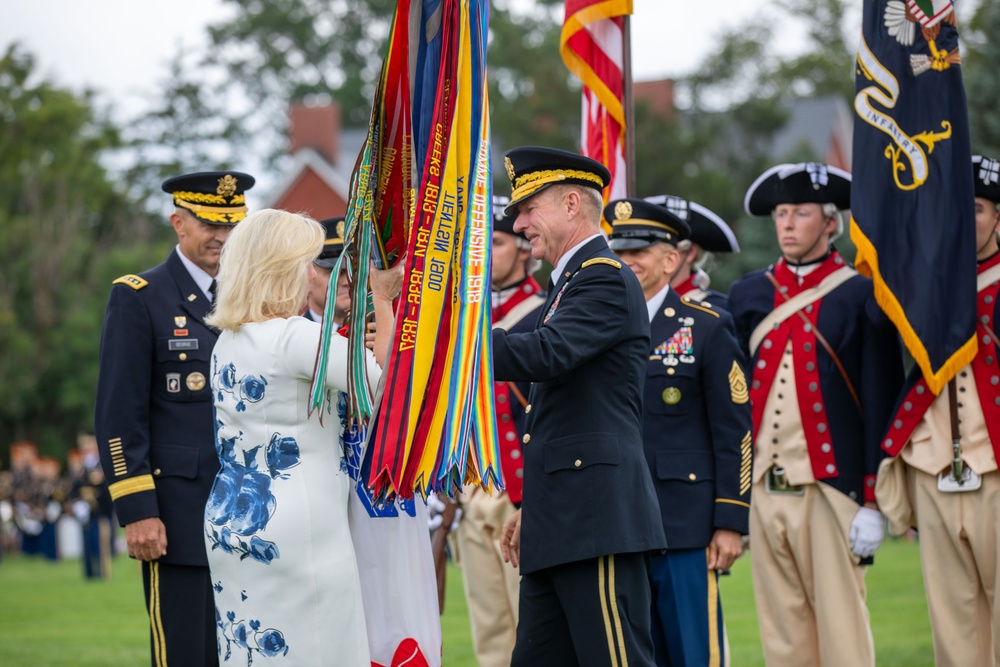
[905,468,1000,666]
[750,479,874,667]
[453,486,520,667]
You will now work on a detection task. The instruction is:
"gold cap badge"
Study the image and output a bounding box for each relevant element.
[504,157,516,182]
[614,201,633,221]
[217,174,238,198]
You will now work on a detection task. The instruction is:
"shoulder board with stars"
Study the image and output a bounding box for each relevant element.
[680,296,719,318]
[112,274,148,291]
[582,257,621,270]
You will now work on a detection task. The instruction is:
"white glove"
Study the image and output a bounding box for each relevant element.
[426,493,462,532]
[849,507,885,558]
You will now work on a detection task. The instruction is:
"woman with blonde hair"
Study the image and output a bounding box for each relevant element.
[203,209,400,666]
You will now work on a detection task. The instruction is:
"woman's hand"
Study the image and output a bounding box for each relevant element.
[369,260,405,303]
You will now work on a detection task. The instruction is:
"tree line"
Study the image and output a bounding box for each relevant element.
[1,0,996,460]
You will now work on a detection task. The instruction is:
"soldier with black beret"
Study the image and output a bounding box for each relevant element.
[876,154,1000,666]
[493,147,666,667]
[95,170,254,666]
[304,216,349,325]
[728,162,903,667]
[609,198,752,666]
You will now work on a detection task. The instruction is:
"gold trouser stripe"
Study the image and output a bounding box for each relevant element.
[707,551,721,667]
[148,562,167,666]
[109,474,156,500]
[598,555,629,667]
[598,556,618,666]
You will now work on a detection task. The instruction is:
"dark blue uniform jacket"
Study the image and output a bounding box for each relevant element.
[492,236,667,574]
[644,289,752,549]
[95,249,220,567]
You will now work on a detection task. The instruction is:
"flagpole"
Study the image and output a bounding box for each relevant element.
[622,14,635,198]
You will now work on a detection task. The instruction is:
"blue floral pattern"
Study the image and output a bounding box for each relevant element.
[215,360,268,412]
[208,361,301,564]
[214,583,289,664]
[337,392,415,518]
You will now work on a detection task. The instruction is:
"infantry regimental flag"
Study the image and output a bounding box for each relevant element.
[850,0,977,395]
[561,0,632,233]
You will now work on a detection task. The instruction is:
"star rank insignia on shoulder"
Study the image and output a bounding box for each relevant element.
[680,296,719,318]
[112,274,148,290]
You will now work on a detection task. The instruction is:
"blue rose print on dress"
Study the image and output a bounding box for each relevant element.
[215,585,289,664]
[337,392,416,518]
[214,359,268,412]
[206,417,301,563]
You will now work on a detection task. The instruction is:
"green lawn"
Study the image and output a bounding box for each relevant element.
[0,537,933,666]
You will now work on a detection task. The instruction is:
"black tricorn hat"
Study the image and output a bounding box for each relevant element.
[162,171,255,225]
[503,146,610,214]
[972,155,1000,204]
[606,198,691,251]
[492,195,525,239]
[644,194,740,253]
[315,217,346,269]
[744,162,851,216]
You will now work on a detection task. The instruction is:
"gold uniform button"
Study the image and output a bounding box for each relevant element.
[153,468,162,476]
[525,404,532,414]
[179,353,188,361]
[664,307,676,317]
[574,459,582,468]
[688,473,697,481]
[522,433,530,444]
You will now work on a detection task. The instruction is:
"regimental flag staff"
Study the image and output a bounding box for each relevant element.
[850,0,977,395]
[560,0,632,233]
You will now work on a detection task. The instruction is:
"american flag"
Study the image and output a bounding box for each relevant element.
[560,0,632,232]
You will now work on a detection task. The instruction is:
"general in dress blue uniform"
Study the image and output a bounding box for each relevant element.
[492,148,666,667]
[95,171,254,667]
[608,199,752,667]
[727,163,903,667]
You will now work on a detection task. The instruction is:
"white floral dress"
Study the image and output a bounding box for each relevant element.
[205,317,378,666]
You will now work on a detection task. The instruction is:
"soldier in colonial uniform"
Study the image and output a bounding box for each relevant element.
[494,147,666,667]
[95,171,254,666]
[454,195,543,667]
[608,198,752,667]
[727,163,903,667]
[304,216,348,325]
[876,154,1000,666]
[645,194,740,310]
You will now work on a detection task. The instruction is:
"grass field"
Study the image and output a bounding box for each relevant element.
[0,537,934,666]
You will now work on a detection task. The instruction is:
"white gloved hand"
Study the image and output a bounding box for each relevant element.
[426,493,462,532]
[849,507,885,558]
[427,493,446,531]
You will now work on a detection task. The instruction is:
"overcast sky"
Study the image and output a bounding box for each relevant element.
[2,0,784,120]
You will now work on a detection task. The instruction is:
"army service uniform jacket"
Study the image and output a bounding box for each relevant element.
[644,288,752,548]
[94,249,220,566]
[728,254,904,506]
[492,236,667,575]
